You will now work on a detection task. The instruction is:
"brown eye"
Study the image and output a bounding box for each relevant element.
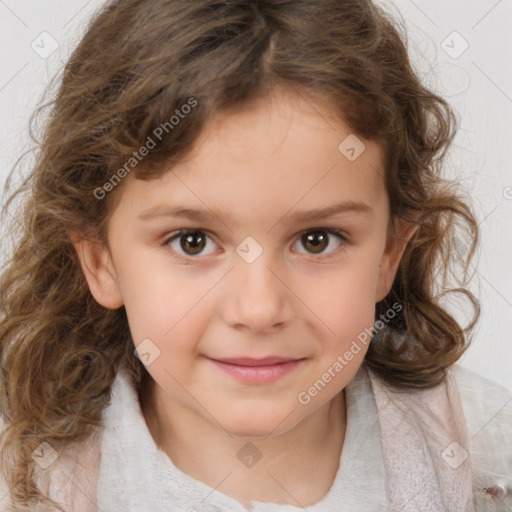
[165,230,217,257]
[293,228,346,256]
[303,230,328,254]
[180,231,206,255]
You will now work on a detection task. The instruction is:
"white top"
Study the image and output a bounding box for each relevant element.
[97,363,388,512]
[1,362,512,511]
[94,363,512,511]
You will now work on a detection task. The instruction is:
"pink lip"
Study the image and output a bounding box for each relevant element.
[208,357,305,383]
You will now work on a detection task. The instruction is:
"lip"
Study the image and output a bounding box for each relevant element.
[207,356,305,384]
[213,356,300,366]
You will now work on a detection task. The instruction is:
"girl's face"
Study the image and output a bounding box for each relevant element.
[77,88,414,437]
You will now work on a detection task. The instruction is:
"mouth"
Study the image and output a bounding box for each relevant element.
[207,356,306,384]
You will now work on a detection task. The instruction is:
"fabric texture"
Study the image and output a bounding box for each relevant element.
[368,366,474,511]
[21,362,512,511]
[94,363,388,512]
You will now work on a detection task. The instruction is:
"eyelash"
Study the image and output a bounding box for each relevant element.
[161,227,349,261]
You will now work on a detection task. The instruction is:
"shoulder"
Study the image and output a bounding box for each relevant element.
[450,363,512,441]
[450,363,512,508]
[0,407,103,510]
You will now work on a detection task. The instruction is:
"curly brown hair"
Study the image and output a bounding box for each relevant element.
[0,0,480,509]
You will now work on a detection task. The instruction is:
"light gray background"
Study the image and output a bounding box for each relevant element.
[1,0,511,390]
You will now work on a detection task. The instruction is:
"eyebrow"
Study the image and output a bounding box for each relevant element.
[138,200,373,225]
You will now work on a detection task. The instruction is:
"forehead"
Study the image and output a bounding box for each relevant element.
[116,88,388,225]
[184,88,384,171]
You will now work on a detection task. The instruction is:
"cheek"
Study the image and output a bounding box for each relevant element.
[295,254,381,371]
[114,250,208,349]
[126,295,208,385]
[303,259,380,328]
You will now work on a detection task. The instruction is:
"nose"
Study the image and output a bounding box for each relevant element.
[221,250,294,335]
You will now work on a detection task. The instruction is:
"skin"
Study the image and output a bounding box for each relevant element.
[74,87,417,509]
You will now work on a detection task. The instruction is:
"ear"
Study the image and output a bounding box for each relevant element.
[375,214,418,303]
[70,231,124,309]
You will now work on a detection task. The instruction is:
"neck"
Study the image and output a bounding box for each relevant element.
[139,379,347,509]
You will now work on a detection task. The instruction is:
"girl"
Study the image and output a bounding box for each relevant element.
[0,0,511,510]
